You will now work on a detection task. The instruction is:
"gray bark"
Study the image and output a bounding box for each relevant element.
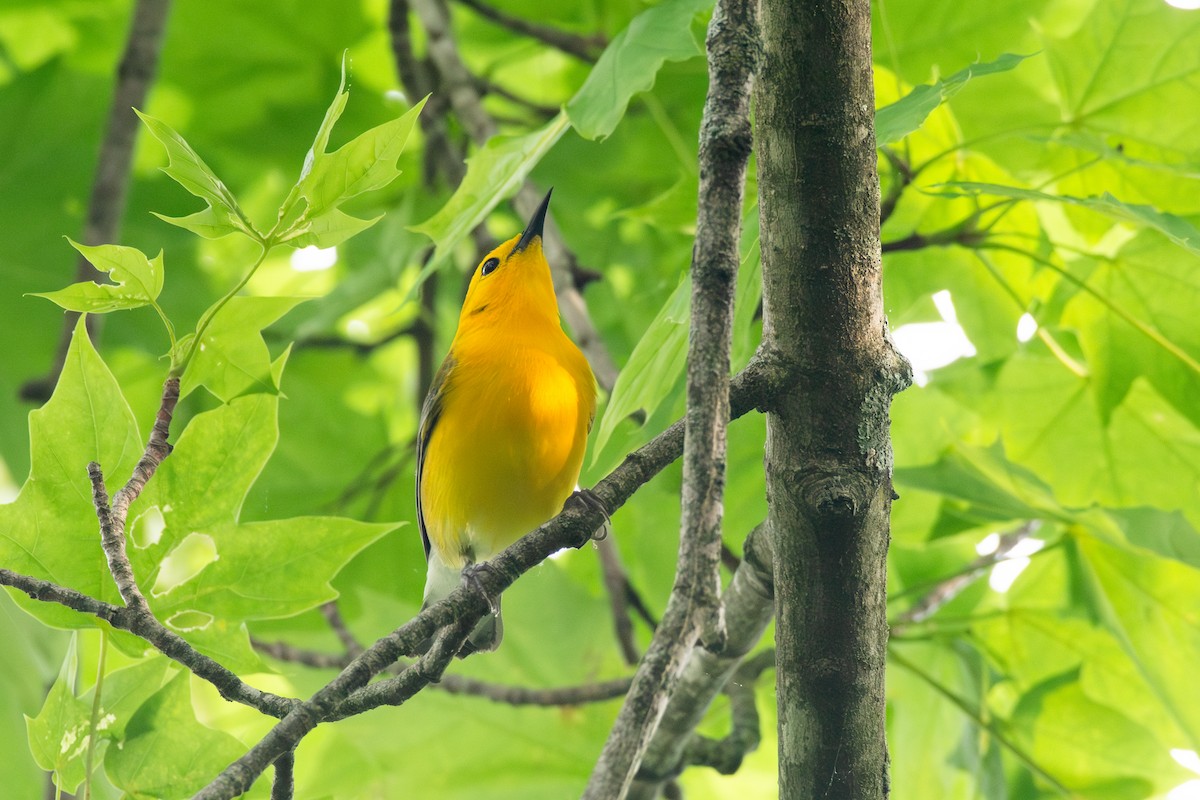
[755,0,910,796]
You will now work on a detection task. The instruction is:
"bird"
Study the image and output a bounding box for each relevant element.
[416,190,597,653]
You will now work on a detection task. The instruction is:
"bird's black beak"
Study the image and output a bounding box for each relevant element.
[512,189,552,254]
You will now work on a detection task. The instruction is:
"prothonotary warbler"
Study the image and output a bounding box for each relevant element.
[416,190,597,652]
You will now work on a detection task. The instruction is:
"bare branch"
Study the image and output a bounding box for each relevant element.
[583,0,759,795]
[20,0,172,402]
[678,648,773,775]
[629,525,775,799]
[892,521,1041,629]
[269,752,294,800]
[597,534,643,665]
[253,637,633,706]
[320,601,364,658]
[454,0,606,61]
[0,568,296,719]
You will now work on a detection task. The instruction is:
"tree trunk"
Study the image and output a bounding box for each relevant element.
[754,0,909,796]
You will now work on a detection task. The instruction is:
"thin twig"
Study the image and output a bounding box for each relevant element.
[320,601,364,658]
[253,637,633,706]
[454,0,606,61]
[597,534,643,665]
[0,568,296,719]
[584,0,760,795]
[20,0,172,402]
[891,521,1041,629]
[88,376,179,612]
[269,752,294,800]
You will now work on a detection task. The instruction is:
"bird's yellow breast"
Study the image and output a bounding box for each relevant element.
[420,324,594,567]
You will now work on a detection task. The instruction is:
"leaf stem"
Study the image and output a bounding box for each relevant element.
[173,240,272,375]
[979,240,1200,376]
[888,645,1072,795]
[84,631,108,800]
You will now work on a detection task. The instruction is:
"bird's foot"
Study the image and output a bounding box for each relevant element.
[569,487,611,541]
[462,561,500,615]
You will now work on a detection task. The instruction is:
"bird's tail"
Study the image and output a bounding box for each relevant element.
[422,551,503,654]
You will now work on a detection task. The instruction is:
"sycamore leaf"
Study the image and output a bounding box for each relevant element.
[875,53,1032,144]
[274,57,426,247]
[935,182,1200,257]
[105,672,246,800]
[179,296,307,401]
[32,241,164,313]
[25,637,90,794]
[411,111,570,278]
[0,321,142,626]
[593,274,690,460]
[567,0,712,140]
[136,110,257,240]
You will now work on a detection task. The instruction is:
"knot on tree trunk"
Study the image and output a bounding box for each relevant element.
[795,468,874,521]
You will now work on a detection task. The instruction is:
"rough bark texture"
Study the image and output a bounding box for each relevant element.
[755,0,910,797]
[581,1,758,796]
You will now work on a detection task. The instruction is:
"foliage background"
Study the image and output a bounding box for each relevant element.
[1,0,1199,797]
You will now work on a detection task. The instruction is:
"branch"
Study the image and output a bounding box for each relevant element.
[88,376,179,611]
[269,751,293,800]
[20,0,172,402]
[0,568,296,719]
[253,637,633,706]
[454,0,606,61]
[679,647,774,775]
[191,352,789,799]
[409,0,621,392]
[891,521,1041,630]
[597,534,644,665]
[583,0,759,795]
[5,376,297,721]
[628,525,775,799]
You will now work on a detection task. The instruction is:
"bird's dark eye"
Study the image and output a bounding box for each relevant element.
[480,257,500,276]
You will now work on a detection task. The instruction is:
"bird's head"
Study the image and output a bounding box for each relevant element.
[459,190,559,324]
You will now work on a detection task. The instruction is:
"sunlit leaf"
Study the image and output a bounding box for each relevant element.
[411,111,570,276]
[32,241,164,313]
[592,273,689,459]
[875,53,1031,144]
[567,0,712,140]
[136,110,256,240]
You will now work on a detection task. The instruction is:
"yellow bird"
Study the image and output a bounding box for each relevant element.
[417,190,596,652]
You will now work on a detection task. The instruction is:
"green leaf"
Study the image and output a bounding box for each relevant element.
[0,320,142,625]
[1007,670,1187,796]
[1076,531,1200,750]
[32,241,165,313]
[25,636,90,794]
[567,0,712,140]
[875,53,1031,145]
[1040,0,1200,156]
[1104,508,1200,570]
[592,273,690,460]
[151,207,242,240]
[411,111,570,277]
[895,442,1069,539]
[136,110,257,240]
[274,59,426,247]
[151,517,399,624]
[105,671,246,800]
[179,295,306,401]
[938,182,1200,258]
[296,97,426,219]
